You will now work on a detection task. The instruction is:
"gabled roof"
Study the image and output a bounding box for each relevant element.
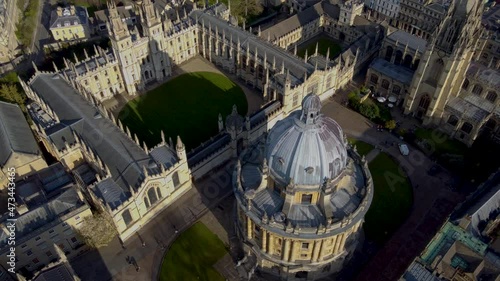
[0,187,87,247]
[50,6,89,29]
[0,101,41,166]
[29,73,178,209]
[190,10,314,84]
[261,1,340,41]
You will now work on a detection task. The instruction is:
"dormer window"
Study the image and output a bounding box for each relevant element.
[64,21,70,26]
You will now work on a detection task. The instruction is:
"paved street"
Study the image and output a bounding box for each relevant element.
[321,101,465,281]
[70,162,236,281]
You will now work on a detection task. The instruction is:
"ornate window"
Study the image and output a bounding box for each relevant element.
[472,84,483,96]
[462,78,469,90]
[122,209,132,226]
[157,187,163,199]
[148,188,158,205]
[385,46,393,61]
[447,115,458,126]
[486,91,497,103]
[301,194,313,204]
[370,74,378,84]
[382,79,390,90]
[144,197,150,209]
[418,94,431,111]
[172,171,180,188]
[461,122,473,134]
[392,85,401,95]
[394,50,403,65]
[403,54,413,68]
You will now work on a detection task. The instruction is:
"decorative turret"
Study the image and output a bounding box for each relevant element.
[176,135,186,161]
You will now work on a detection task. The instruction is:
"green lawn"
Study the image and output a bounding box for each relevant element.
[118,72,248,150]
[297,37,342,59]
[414,128,467,156]
[160,222,228,281]
[348,138,374,156]
[364,153,413,244]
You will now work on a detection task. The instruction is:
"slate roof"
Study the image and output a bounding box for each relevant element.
[94,6,136,24]
[466,62,500,89]
[29,73,177,209]
[370,58,414,85]
[261,1,340,40]
[0,187,87,247]
[445,96,490,123]
[0,101,41,166]
[190,10,314,83]
[387,30,427,51]
[50,6,89,29]
[33,263,76,281]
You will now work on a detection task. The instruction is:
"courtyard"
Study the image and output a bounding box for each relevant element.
[159,222,228,281]
[118,71,248,150]
[297,35,343,59]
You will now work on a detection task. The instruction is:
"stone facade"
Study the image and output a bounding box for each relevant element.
[233,95,373,280]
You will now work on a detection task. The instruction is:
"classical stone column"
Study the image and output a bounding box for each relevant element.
[334,233,344,253]
[247,217,253,240]
[289,241,296,262]
[283,239,291,262]
[339,232,348,252]
[262,229,268,253]
[312,240,323,262]
[268,234,274,254]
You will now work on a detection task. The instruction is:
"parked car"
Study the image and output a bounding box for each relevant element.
[399,143,409,156]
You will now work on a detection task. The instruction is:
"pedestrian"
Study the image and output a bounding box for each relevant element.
[136,266,140,272]
[142,241,146,247]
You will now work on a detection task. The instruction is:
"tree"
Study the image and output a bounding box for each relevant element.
[0,84,25,106]
[385,120,397,130]
[76,213,117,248]
[232,0,263,23]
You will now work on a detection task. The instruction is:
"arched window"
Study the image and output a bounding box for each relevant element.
[428,59,444,85]
[461,122,473,134]
[392,85,401,95]
[382,79,390,90]
[486,91,497,103]
[403,54,413,68]
[447,115,458,126]
[370,74,378,84]
[144,197,150,209]
[394,50,403,65]
[157,187,162,199]
[122,209,132,226]
[472,84,483,96]
[172,171,180,188]
[385,46,393,61]
[462,78,469,90]
[148,188,158,205]
[418,94,431,111]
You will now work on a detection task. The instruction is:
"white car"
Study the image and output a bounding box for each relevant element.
[399,144,409,156]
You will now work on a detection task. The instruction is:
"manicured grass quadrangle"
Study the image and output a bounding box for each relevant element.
[347,138,374,156]
[364,153,413,243]
[119,72,248,150]
[297,37,342,59]
[160,222,228,281]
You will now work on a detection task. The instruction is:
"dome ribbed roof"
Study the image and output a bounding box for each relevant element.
[266,94,348,186]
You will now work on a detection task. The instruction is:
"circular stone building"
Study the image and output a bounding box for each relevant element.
[233,94,373,280]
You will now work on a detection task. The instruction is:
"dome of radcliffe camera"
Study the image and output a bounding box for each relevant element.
[265,94,348,187]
